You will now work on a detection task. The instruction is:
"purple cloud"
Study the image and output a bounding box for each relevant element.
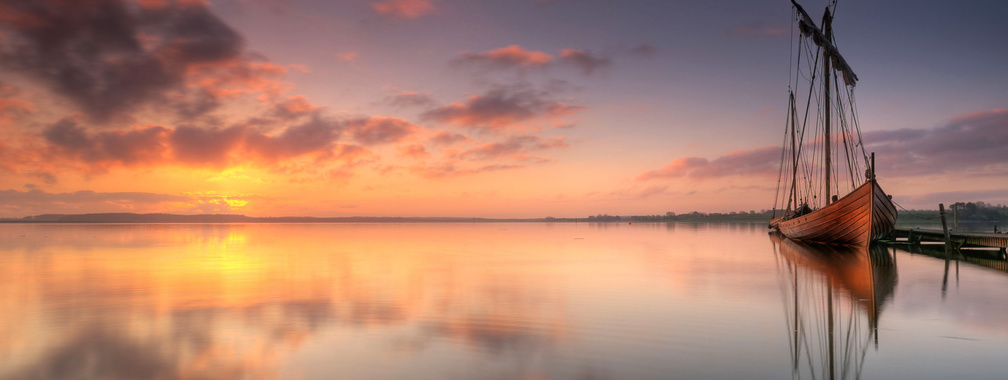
[344,116,421,145]
[866,109,1008,176]
[0,0,245,121]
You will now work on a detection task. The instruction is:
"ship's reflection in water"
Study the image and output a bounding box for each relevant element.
[771,233,898,380]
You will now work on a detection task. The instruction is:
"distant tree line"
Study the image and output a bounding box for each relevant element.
[896,201,1008,223]
[950,202,1008,221]
[563,210,774,223]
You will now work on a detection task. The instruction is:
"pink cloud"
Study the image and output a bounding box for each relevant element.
[410,162,523,179]
[370,0,435,19]
[457,135,567,161]
[336,52,359,62]
[637,146,781,181]
[421,88,583,131]
[455,45,553,70]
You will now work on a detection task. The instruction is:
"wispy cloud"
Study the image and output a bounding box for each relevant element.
[421,87,583,131]
[370,0,435,20]
[637,146,781,181]
[866,109,1008,176]
[0,188,185,216]
[728,23,788,37]
[344,116,422,145]
[559,49,611,75]
[455,135,567,161]
[0,188,269,216]
[428,130,472,146]
[410,162,523,179]
[397,143,429,159]
[629,44,657,59]
[636,109,1008,182]
[385,91,437,108]
[454,45,554,70]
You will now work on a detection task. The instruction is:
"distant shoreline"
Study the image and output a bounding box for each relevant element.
[0,212,774,224]
[3,208,1004,225]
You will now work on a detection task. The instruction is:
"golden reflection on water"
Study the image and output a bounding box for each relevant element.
[0,223,592,379]
[4,223,1008,379]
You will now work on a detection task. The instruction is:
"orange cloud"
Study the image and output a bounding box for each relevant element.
[370,0,435,19]
[397,144,429,159]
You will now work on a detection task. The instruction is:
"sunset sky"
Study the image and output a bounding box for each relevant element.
[0,0,1006,218]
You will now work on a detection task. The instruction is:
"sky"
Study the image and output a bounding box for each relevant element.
[0,0,1006,218]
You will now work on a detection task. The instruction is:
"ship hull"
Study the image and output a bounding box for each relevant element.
[776,181,897,246]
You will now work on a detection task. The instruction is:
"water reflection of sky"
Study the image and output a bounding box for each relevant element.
[0,223,1007,379]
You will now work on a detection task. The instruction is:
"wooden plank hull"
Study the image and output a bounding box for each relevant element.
[777,181,897,246]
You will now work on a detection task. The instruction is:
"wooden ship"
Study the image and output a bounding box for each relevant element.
[768,0,897,246]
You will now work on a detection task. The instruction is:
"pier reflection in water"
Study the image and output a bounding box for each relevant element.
[771,233,897,380]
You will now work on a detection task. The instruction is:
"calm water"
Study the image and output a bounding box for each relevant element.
[1,223,1007,379]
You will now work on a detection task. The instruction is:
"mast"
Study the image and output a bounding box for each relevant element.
[789,92,798,210]
[822,7,832,205]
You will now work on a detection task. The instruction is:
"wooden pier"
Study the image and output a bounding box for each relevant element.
[890,228,1008,250]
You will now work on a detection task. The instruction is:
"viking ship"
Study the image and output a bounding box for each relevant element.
[769,0,897,246]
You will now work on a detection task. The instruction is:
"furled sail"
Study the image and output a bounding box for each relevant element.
[791,0,858,87]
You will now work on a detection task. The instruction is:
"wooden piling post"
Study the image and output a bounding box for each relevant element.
[952,203,958,232]
[940,203,952,259]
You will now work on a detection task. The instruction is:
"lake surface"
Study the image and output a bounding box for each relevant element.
[1,222,1007,379]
